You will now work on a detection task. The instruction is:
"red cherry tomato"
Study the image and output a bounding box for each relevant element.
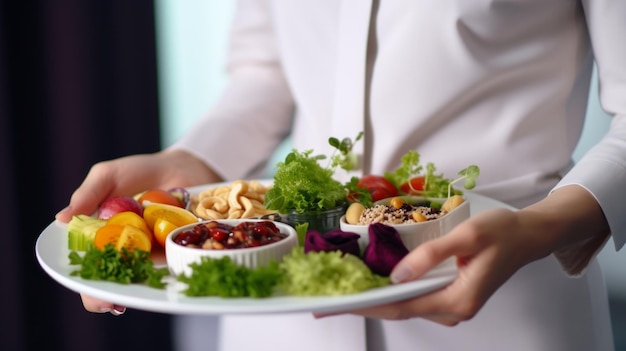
[137,189,183,208]
[400,176,425,195]
[357,175,399,202]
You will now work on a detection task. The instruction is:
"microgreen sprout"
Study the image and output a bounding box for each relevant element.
[447,165,480,198]
[328,131,363,171]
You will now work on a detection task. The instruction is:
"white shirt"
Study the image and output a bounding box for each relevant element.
[171,0,625,350]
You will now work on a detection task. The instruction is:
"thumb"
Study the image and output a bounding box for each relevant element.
[390,230,467,284]
[55,176,116,223]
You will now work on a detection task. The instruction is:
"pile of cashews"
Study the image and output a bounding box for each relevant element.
[190,180,277,220]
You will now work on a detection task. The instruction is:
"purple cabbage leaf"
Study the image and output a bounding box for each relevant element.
[304,229,361,257]
[363,223,409,276]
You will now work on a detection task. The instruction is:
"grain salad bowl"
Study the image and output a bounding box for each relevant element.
[339,195,470,251]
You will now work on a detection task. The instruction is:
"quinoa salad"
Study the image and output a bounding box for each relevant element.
[345,194,466,226]
[357,203,446,225]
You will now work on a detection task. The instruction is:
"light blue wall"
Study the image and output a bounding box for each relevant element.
[154,1,236,147]
[577,70,625,295]
[154,3,623,294]
[154,1,288,175]
[572,69,612,161]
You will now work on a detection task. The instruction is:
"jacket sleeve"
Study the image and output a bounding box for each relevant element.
[168,0,295,180]
[552,0,626,274]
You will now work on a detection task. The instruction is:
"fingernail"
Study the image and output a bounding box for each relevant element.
[110,307,126,316]
[313,311,341,319]
[390,265,412,284]
[55,206,70,218]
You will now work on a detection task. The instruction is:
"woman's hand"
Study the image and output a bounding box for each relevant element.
[334,207,536,326]
[322,185,610,326]
[56,149,222,315]
[56,149,220,223]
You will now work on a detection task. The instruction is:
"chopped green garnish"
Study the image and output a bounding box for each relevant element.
[177,257,283,298]
[295,222,309,247]
[69,245,169,288]
[278,248,390,296]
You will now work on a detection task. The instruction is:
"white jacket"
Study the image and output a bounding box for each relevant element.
[171,1,625,350]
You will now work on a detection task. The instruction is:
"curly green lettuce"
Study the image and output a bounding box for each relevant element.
[264,149,348,213]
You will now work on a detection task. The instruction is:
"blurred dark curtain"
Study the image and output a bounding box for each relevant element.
[0,1,174,351]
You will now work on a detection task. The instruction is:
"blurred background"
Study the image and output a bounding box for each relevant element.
[0,1,622,350]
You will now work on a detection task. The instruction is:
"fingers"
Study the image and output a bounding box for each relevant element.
[316,282,470,326]
[55,162,118,223]
[55,151,222,223]
[319,264,487,325]
[330,209,525,325]
[81,294,126,316]
[390,222,479,284]
[391,208,518,284]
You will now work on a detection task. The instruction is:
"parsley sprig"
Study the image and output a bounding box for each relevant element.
[177,256,283,298]
[69,245,169,288]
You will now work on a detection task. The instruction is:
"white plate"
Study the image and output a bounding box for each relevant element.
[35,184,504,315]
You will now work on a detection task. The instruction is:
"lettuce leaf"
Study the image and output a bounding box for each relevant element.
[265,149,347,213]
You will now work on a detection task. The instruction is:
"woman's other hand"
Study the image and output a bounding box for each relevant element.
[323,185,609,326]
